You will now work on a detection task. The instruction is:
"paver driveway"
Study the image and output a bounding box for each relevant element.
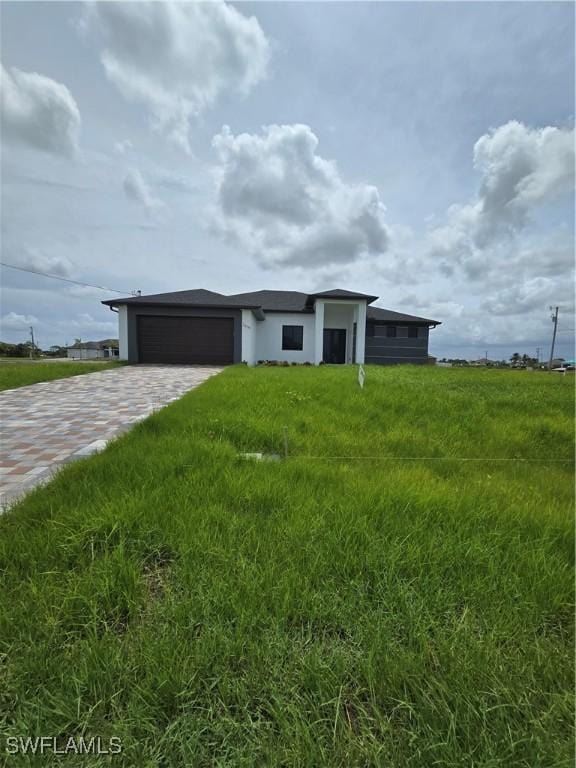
[0,365,222,508]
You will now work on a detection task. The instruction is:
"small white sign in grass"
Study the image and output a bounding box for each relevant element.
[240,452,281,462]
[358,365,366,389]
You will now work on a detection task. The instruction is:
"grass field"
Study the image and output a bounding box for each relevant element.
[0,361,120,391]
[0,365,573,767]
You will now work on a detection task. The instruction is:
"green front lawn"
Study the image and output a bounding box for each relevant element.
[0,366,573,767]
[0,361,121,391]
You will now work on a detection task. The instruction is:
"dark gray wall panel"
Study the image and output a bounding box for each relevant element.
[365,356,429,365]
[365,324,431,365]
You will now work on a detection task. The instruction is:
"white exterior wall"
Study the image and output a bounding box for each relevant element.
[254,312,316,364]
[313,302,325,365]
[118,305,129,361]
[241,309,257,366]
[240,299,369,365]
[67,348,97,359]
[67,348,105,359]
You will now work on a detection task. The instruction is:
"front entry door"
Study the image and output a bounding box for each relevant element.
[323,329,347,364]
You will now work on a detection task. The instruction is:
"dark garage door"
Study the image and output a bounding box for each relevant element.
[137,316,234,364]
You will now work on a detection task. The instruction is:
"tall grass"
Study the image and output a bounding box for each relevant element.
[0,366,573,767]
[0,361,121,391]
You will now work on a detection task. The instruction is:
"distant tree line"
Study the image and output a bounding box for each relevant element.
[0,341,40,358]
[438,353,555,369]
[508,353,540,368]
[0,341,68,358]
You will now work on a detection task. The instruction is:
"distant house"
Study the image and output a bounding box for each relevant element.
[101,288,441,365]
[550,358,566,369]
[67,339,119,360]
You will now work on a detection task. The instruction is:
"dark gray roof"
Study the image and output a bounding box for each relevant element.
[103,287,376,312]
[227,290,311,312]
[101,289,260,308]
[102,288,440,324]
[308,288,378,303]
[69,338,118,349]
[367,306,440,326]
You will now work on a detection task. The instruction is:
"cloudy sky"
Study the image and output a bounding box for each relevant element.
[1,1,574,359]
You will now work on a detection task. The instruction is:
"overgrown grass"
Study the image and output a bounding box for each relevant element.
[0,361,120,391]
[0,366,573,767]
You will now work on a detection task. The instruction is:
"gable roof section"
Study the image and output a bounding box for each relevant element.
[307,288,378,303]
[227,290,311,312]
[101,289,260,308]
[367,306,440,326]
[103,287,377,312]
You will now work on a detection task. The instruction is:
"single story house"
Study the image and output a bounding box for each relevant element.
[102,288,440,366]
[67,339,120,360]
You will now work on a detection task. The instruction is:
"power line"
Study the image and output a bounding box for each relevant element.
[0,262,136,296]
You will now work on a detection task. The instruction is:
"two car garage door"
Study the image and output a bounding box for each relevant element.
[137,316,234,365]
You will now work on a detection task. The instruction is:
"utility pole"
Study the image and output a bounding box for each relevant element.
[29,326,35,359]
[536,347,541,365]
[548,307,559,370]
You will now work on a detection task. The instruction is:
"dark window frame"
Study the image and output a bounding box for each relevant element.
[367,324,375,337]
[282,324,304,351]
[386,326,397,338]
[408,326,419,338]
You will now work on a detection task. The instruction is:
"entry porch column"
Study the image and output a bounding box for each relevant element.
[314,300,325,365]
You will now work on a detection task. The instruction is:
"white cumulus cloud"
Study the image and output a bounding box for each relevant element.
[0,62,81,156]
[123,168,166,220]
[474,121,574,223]
[428,121,574,272]
[5,246,74,278]
[66,314,117,334]
[481,276,574,316]
[1,312,39,330]
[211,124,390,268]
[113,138,133,155]
[82,1,270,153]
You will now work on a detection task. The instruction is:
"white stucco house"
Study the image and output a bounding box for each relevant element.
[66,339,119,360]
[102,288,440,366]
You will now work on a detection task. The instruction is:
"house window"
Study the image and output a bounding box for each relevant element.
[282,325,304,350]
[408,327,419,338]
[386,326,397,338]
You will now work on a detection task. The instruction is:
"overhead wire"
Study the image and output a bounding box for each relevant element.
[0,261,135,296]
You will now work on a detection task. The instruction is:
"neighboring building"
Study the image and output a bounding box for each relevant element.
[550,358,566,369]
[102,288,440,366]
[67,339,119,360]
[470,358,499,367]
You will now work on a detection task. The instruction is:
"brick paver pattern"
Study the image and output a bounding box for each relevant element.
[0,365,222,508]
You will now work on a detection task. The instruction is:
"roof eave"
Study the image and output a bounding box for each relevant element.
[306,293,379,305]
[367,316,442,327]
[101,299,262,311]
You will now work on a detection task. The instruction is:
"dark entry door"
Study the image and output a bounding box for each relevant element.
[323,328,347,364]
[137,316,234,364]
